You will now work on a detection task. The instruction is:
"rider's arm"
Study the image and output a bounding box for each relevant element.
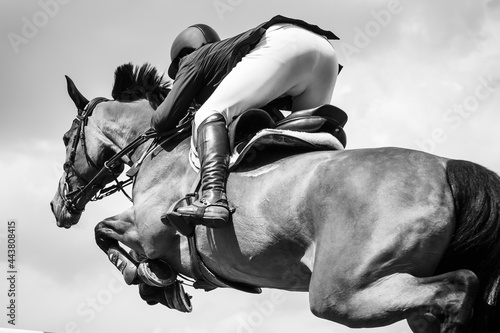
[151,59,202,132]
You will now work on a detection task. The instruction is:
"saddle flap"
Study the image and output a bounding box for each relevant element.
[229,129,344,170]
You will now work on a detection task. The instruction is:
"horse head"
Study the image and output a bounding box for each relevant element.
[50,76,126,228]
[51,64,171,228]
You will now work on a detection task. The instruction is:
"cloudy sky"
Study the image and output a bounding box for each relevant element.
[0,0,499,332]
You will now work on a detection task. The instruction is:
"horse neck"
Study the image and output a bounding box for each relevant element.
[95,99,154,163]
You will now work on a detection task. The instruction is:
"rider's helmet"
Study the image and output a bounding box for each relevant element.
[168,24,221,79]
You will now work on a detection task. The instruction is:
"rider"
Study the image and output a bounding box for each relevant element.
[151,15,341,229]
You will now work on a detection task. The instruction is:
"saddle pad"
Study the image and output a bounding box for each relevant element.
[189,129,344,172]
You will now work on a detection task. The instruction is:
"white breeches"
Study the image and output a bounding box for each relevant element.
[193,23,339,144]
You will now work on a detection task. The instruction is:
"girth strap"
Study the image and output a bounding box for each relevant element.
[187,234,262,294]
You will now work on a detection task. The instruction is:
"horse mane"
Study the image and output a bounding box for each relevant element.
[111,63,171,109]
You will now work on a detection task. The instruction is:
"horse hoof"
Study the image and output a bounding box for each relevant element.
[107,245,139,285]
[407,313,440,333]
[138,259,177,287]
[138,283,160,305]
[138,281,192,313]
[164,281,192,313]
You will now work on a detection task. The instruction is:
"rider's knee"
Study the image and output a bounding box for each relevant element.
[193,109,229,147]
[194,109,227,130]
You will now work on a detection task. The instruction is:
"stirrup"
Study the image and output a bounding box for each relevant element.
[162,194,232,236]
[185,197,230,227]
[137,259,177,287]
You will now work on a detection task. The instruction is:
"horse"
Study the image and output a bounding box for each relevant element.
[50,63,500,333]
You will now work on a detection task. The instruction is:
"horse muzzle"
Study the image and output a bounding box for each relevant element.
[50,184,83,229]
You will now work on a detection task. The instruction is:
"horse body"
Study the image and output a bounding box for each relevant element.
[51,65,500,332]
[128,120,454,291]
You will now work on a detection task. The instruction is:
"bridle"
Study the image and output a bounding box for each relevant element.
[60,97,114,214]
[60,96,192,215]
[60,97,150,214]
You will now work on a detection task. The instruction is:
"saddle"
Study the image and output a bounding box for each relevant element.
[189,104,348,172]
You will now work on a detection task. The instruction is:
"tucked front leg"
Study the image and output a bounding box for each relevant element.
[94,207,179,289]
[95,207,144,285]
[95,207,142,253]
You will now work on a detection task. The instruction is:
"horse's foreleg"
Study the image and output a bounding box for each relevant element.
[95,207,179,289]
[95,207,144,285]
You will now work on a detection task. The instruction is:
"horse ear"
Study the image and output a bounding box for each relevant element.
[65,75,89,111]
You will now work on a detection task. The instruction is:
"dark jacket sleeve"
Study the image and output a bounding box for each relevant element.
[151,58,201,132]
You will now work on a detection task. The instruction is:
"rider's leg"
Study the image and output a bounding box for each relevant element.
[289,30,338,111]
[180,24,339,228]
[176,113,230,227]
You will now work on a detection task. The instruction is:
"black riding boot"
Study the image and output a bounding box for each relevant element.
[176,113,230,228]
